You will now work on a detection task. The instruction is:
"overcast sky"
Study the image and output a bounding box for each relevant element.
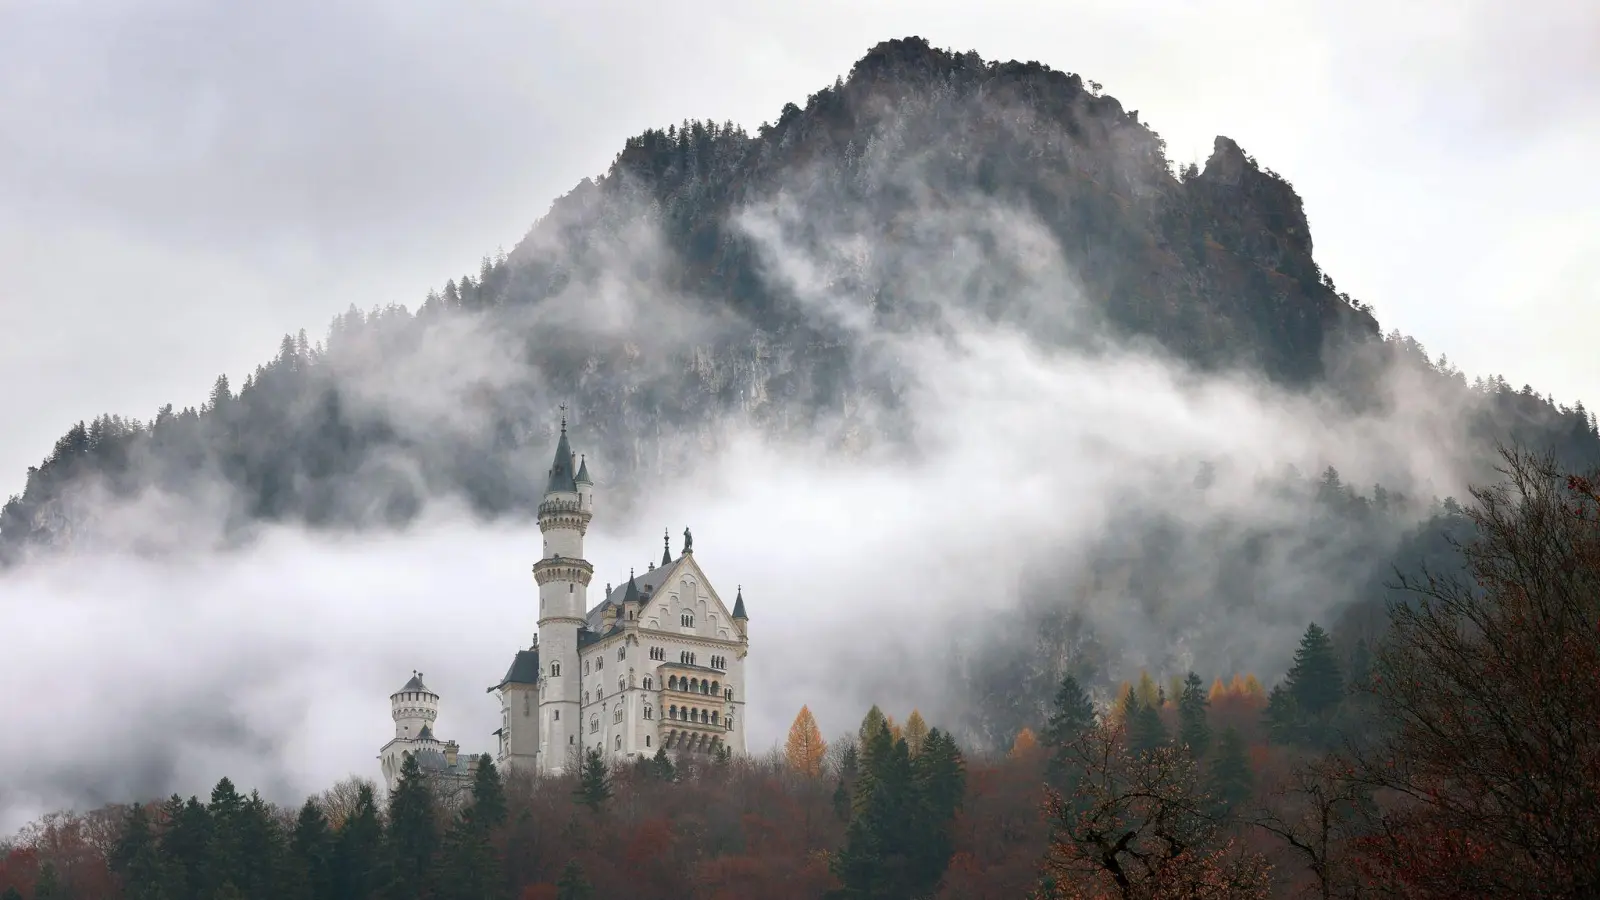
[1,1,1596,497]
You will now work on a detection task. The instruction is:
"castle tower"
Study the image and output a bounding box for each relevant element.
[530,415,593,774]
[379,671,439,790]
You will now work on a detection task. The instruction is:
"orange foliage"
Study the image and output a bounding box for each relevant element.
[783,705,828,777]
[1009,727,1041,760]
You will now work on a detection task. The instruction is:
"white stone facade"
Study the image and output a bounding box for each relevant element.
[379,418,750,784]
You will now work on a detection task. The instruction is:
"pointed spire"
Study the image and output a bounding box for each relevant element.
[662,528,672,565]
[732,585,747,620]
[545,412,577,494]
[623,568,641,604]
[575,454,592,485]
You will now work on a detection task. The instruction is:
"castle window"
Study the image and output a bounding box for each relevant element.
[554,710,560,721]
[712,711,719,725]
[618,647,626,661]
[615,735,622,750]
[524,695,531,715]
[727,716,734,731]
[618,677,625,693]
[614,707,623,723]
[644,676,653,690]
[551,662,561,677]
[584,692,589,704]
[681,613,694,628]
[690,678,699,692]
[668,675,678,691]
[650,646,664,661]
[725,688,733,700]
[711,681,719,695]
[680,651,690,664]
[590,716,598,733]
[646,736,652,747]
[584,661,590,675]
[596,657,603,671]
[645,706,653,719]
[570,736,574,744]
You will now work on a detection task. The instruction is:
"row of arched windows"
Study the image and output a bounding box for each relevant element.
[667,675,720,695]
[679,651,698,665]
[667,705,721,726]
[650,646,665,660]
[710,655,727,670]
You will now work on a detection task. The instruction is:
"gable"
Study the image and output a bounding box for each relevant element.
[640,555,736,641]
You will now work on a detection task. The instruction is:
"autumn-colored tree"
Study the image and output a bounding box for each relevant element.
[785,706,829,777]
[1248,758,1374,900]
[1009,727,1041,760]
[1352,451,1600,897]
[903,710,930,757]
[1039,723,1271,900]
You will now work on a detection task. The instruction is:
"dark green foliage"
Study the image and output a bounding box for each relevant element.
[1177,671,1211,759]
[1125,691,1167,754]
[573,747,613,812]
[386,753,439,899]
[469,755,507,829]
[646,745,675,782]
[111,803,173,900]
[831,722,966,899]
[33,863,61,899]
[290,800,336,900]
[1207,727,1253,810]
[1264,683,1304,746]
[438,757,508,900]
[1286,623,1344,717]
[335,783,386,900]
[555,861,592,900]
[1,887,20,900]
[1043,673,1096,788]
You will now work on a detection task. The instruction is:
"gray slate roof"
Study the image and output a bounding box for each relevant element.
[488,648,540,692]
[400,673,432,693]
[546,425,578,494]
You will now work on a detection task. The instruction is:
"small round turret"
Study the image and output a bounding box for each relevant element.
[391,671,439,740]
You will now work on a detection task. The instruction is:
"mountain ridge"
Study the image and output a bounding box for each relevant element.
[1,35,1595,565]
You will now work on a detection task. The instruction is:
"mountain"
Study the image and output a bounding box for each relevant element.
[2,36,1596,567]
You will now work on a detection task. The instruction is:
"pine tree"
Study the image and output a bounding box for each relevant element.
[334,783,385,900]
[469,755,507,829]
[785,706,829,776]
[1126,690,1167,754]
[648,745,675,781]
[574,747,613,812]
[555,861,592,900]
[386,752,438,899]
[159,795,211,900]
[1178,671,1211,758]
[1264,683,1305,745]
[291,799,336,900]
[909,729,966,894]
[1208,727,1253,810]
[833,742,859,821]
[831,735,918,899]
[1286,623,1344,716]
[111,803,173,900]
[858,705,889,746]
[1044,674,1095,789]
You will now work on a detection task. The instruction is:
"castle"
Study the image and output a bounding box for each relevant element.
[379,418,750,789]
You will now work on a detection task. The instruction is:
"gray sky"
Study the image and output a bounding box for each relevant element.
[0,0,1596,498]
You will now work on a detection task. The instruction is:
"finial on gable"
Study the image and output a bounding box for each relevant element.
[662,528,672,565]
[683,526,693,554]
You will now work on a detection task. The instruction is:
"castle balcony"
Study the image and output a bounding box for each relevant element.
[532,556,595,586]
[658,666,729,702]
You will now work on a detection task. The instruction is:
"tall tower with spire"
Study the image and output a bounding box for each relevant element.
[530,413,594,774]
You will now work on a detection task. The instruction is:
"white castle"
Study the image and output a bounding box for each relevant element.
[379,417,750,789]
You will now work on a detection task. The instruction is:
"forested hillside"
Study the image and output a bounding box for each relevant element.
[3,36,1594,565]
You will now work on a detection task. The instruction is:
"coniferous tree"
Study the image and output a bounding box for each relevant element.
[831,732,917,899]
[1286,623,1344,717]
[1126,691,1167,754]
[1177,671,1211,759]
[903,710,930,757]
[1208,727,1253,810]
[785,706,829,776]
[34,863,61,900]
[574,747,613,812]
[1043,674,1096,788]
[159,795,211,900]
[648,745,675,781]
[910,728,967,891]
[469,755,507,829]
[111,803,172,900]
[335,783,385,900]
[290,799,336,900]
[1264,683,1305,745]
[555,861,592,900]
[386,753,439,899]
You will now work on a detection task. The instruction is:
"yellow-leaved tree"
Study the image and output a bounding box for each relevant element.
[785,705,828,777]
[903,710,930,756]
[1010,726,1041,759]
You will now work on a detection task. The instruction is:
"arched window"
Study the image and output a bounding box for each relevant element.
[550,662,561,677]
[711,681,719,695]
[554,710,560,721]
[725,688,733,700]
[645,706,653,719]
[712,711,719,725]
[680,650,690,664]
[589,716,598,733]
[613,707,623,723]
[524,694,531,715]
[681,613,694,628]
[618,677,625,693]
[668,675,678,691]
[583,692,589,704]
[646,736,652,747]
[584,660,590,675]
[669,705,678,719]
[690,678,699,692]
[618,646,626,661]
[727,716,734,731]
[596,657,603,671]
[643,676,653,690]
[615,735,622,750]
